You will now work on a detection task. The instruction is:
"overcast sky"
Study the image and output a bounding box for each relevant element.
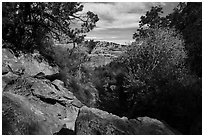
[82,2,178,44]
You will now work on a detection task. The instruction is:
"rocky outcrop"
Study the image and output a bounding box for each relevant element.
[2,48,59,91]
[2,48,59,78]
[2,48,177,135]
[2,92,52,135]
[75,106,175,135]
[3,76,83,135]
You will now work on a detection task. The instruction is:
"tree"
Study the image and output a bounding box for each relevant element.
[133,5,168,39]
[133,2,202,77]
[2,2,99,54]
[120,27,187,117]
[167,2,202,77]
[86,39,97,54]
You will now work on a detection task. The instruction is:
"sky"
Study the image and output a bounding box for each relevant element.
[82,2,178,44]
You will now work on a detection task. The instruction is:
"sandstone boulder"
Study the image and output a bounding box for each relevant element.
[75,106,175,135]
[3,76,83,135]
[2,92,51,135]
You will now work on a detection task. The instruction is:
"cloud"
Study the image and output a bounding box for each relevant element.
[114,2,148,14]
[111,36,117,39]
[83,2,169,30]
[85,36,104,40]
[82,2,178,44]
[83,2,142,29]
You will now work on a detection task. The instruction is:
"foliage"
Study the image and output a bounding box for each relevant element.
[133,2,202,77]
[84,39,98,54]
[133,5,168,39]
[117,27,187,115]
[127,27,186,82]
[92,63,127,115]
[52,45,88,77]
[2,2,99,54]
[168,2,202,77]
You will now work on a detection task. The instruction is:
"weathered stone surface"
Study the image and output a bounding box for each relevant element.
[2,48,59,76]
[3,49,25,75]
[2,48,17,60]
[19,52,59,76]
[135,117,177,135]
[2,92,51,135]
[2,76,82,135]
[2,63,10,75]
[2,72,19,90]
[51,79,84,108]
[75,106,175,135]
[61,105,79,131]
[52,79,75,99]
[2,81,7,91]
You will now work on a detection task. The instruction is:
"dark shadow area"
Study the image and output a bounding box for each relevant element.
[53,128,76,135]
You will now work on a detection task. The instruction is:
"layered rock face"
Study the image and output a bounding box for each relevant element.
[3,76,82,134]
[2,48,177,135]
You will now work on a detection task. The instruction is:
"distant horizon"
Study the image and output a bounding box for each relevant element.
[83,2,178,44]
[84,38,134,45]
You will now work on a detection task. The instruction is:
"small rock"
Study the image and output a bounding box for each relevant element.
[61,105,79,131]
[71,99,84,108]
[2,72,19,90]
[52,79,65,88]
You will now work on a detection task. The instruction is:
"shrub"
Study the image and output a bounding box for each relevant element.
[50,45,89,85]
[91,62,129,116]
[85,40,98,54]
[115,27,187,111]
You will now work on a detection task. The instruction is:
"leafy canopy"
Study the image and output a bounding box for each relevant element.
[133,2,202,77]
[2,2,99,53]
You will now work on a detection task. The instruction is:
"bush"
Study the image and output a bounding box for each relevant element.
[91,62,129,116]
[84,40,98,54]
[112,27,187,114]
[51,45,89,85]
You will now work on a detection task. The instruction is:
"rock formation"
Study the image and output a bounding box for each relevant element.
[75,106,175,135]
